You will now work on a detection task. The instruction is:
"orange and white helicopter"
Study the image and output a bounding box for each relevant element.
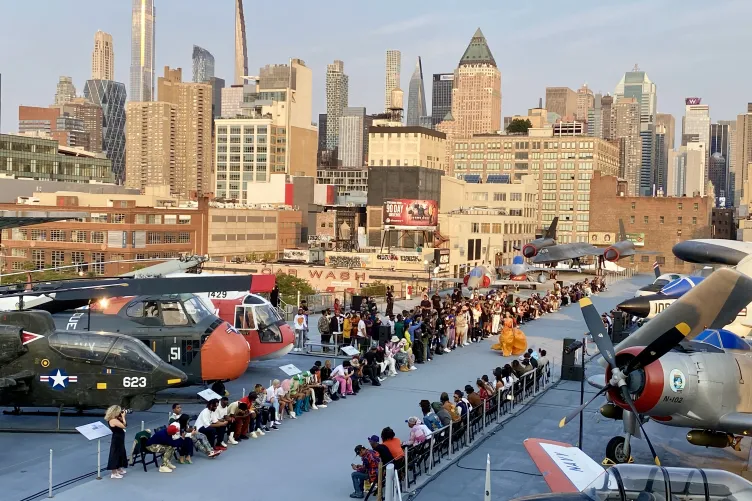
[168,273,295,361]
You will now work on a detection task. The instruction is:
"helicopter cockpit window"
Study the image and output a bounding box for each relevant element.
[161,301,189,326]
[126,302,145,318]
[183,296,212,324]
[254,304,283,343]
[234,305,256,331]
[104,338,157,373]
[48,331,116,363]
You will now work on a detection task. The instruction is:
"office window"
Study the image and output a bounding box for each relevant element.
[32,249,45,269]
[629,216,635,224]
[692,217,697,225]
[656,256,665,265]
[91,231,104,244]
[50,229,66,242]
[643,216,649,224]
[659,216,664,224]
[471,223,480,233]
[677,203,683,210]
[693,203,699,211]
[31,229,46,241]
[51,250,65,269]
[641,255,650,262]
[631,202,636,210]
[112,214,126,224]
[71,251,85,266]
[678,217,683,224]
[91,252,105,275]
[480,223,490,233]
[492,223,502,234]
[674,257,684,266]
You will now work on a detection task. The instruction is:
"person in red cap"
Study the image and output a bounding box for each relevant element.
[146,424,181,473]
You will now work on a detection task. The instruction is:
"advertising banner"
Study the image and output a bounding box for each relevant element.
[383,199,438,230]
[588,232,616,246]
[626,232,645,247]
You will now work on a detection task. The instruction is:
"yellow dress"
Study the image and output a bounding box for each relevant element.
[491,318,527,356]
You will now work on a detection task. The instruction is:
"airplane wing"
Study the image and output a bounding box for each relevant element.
[718,412,752,435]
[523,438,604,493]
[532,244,602,264]
[614,267,752,354]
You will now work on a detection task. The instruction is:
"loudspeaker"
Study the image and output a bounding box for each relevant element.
[561,338,577,367]
[351,295,364,311]
[560,364,585,382]
[378,326,391,346]
[611,311,629,344]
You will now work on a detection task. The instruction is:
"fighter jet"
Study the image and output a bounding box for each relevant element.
[558,260,752,465]
[602,219,658,262]
[522,217,604,266]
[496,255,560,284]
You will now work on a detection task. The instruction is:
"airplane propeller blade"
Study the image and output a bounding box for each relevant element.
[579,298,617,369]
[620,385,661,466]
[558,385,611,429]
[625,322,690,375]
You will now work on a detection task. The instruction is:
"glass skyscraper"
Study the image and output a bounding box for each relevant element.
[432,73,453,128]
[84,80,127,183]
[710,123,730,205]
[192,45,215,83]
[406,57,426,126]
[130,0,156,102]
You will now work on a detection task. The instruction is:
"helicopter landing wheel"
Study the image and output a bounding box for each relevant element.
[210,381,226,397]
[606,436,629,464]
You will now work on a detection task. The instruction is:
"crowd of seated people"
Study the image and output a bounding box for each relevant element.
[346,350,551,498]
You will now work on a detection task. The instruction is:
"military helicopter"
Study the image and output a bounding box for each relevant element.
[9,274,256,395]
[558,260,752,465]
[0,305,187,414]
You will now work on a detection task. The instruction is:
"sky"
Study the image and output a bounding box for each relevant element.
[1,0,751,143]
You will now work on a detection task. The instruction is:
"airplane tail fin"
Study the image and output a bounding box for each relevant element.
[545,217,558,240]
[618,219,627,241]
[653,261,660,278]
[523,438,604,493]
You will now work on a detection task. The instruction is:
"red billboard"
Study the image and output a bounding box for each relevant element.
[383,199,438,230]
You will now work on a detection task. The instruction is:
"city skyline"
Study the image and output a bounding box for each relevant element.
[0,0,750,142]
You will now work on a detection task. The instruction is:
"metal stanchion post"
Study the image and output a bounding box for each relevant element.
[141,420,145,431]
[403,446,409,492]
[448,420,453,456]
[484,454,492,501]
[385,463,395,501]
[96,438,101,480]
[48,449,53,498]
[242,388,246,398]
[377,462,383,501]
[482,403,486,432]
[465,408,470,445]
[496,392,502,423]
[428,436,435,474]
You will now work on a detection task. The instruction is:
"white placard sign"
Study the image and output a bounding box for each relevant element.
[198,388,223,401]
[279,364,302,376]
[341,346,360,357]
[538,443,604,491]
[76,421,113,441]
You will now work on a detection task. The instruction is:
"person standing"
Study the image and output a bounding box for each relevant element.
[385,286,394,316]
[293,308,308,352]
[270,285,280,308]
[318,309,331,352]
[105,405,128,479]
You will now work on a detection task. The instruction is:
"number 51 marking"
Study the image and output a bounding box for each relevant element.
[169,347,180,361]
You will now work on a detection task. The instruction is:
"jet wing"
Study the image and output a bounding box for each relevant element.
[523,438,604,493]
[718,412,752,435]
[532,244,602,264]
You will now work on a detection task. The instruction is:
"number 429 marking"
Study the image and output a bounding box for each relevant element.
[123,377,146,388]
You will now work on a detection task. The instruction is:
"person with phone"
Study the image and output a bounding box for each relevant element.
[105,405,128,479]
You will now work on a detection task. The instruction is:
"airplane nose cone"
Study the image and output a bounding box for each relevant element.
[200,322,251,381]
[159,363,188,387]
[617,295,651,318]
[604,247,619,262]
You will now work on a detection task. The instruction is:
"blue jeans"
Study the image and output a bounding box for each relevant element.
[351,471,368,494]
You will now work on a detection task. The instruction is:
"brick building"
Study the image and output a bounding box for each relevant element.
[588,171,712,274]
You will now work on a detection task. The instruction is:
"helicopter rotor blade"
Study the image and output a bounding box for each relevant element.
[620,385,661,466]
[558,385,611,429]
[579,297,617,369]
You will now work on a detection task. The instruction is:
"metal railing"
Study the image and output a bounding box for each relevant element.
[368,363,554,499]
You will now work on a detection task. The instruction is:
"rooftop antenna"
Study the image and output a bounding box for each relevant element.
[538,97,543,108]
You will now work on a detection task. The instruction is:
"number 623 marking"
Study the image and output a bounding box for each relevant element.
[123,376,146,388]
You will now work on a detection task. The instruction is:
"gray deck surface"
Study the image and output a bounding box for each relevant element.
[3,274,740,501]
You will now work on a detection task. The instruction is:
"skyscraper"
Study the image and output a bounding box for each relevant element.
[545,87,577,120]
[92,31,114,81]
[719,119,737,206]
[338,107,366,167]
[655,124,668,195]
[432,73,453,128]
[600,94,614,140]
[682,99,710,186]
[325,60,348,150]
[54,76,76,106]
[436,28,501,174]
[710,122,731,204]
[208,76,225,119]
[588,93,602,137]
[157,67,213,196]
[125,101,177,192]
[611,97,642,195]
[385,50,401,111]
[130,0,156,102]
[575,84,594,122]
[192,45,215,83]
[735,104,752,207]
[406,57,427,127]
[54,97,104,154]
[234,0,248,85]
[614,66,657,195]
[84,80,127,183]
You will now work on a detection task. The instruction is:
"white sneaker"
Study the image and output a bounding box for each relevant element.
[111,473,123,479]
[159,466,173,473]
[256,428,265,436]
[319,404,328,408]
[378,377,386,382]
[228,437,239,445]
[117,468,127,475]
[410,366,417,371]
[274,420,282,425]
[165,462,177,469]
[312,403,318,410]
[221,441,228,448]
[250,431,258,438]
